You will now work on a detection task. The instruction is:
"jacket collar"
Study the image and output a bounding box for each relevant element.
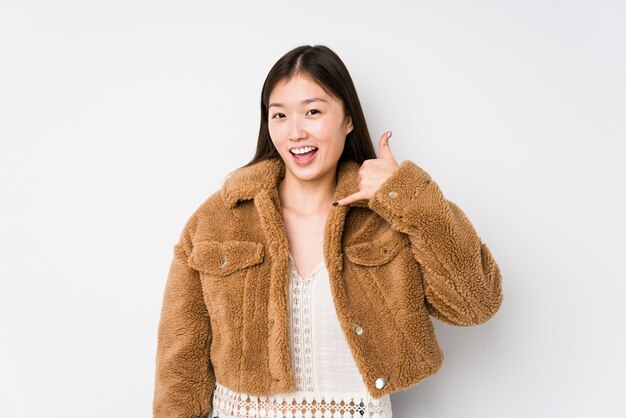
[220,157,369,209]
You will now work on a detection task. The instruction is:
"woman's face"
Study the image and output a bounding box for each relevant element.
[267,75,353,183]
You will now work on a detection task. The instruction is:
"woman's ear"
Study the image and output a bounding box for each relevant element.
[345,116,354,135]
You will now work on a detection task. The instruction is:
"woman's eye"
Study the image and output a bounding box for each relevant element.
[271,110,319,119]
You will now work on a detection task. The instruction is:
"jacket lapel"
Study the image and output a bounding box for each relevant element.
[220,156,369,210]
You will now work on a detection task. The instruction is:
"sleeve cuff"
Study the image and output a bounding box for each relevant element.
[368,159,433,216]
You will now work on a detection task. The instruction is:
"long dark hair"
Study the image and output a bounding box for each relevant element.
[241,45,376,168]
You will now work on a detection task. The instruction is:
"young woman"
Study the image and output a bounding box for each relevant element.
[153,45,503,418]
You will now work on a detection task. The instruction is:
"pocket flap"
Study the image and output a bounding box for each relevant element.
[188,240,265,276]
[345,233,405,266]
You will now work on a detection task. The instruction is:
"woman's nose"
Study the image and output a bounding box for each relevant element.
[288,118,307,140]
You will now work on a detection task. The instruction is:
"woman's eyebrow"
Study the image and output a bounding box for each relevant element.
[268,98,328,109]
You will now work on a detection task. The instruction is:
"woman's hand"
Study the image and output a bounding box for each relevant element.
[333,131,399,206]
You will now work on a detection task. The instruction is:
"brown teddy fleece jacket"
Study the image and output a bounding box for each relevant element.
[153,156,503,418]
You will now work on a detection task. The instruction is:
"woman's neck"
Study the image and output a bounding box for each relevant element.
[277,169,337,217]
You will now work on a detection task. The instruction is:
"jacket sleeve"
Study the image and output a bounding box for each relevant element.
[153,230,215,418]
[367,159,503,326]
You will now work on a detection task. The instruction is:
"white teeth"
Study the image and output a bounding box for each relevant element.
[290,146,317,155]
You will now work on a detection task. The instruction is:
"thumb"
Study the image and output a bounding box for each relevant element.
[378,131,394,160]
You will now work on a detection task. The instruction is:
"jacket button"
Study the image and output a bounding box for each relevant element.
[375,377,387,389]
[353,324,364,335]
[388,191,398,198]
[219,256,227,267]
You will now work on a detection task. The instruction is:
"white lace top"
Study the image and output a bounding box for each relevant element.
[210,251,393,418]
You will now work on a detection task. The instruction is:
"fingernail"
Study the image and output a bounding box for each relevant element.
[332,201,339,206]
[387,131,393,140]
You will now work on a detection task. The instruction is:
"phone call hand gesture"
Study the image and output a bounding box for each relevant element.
[333,131,399,206]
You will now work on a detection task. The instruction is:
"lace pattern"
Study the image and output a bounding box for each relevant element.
[290,253,319,391]
[212,382,393,418]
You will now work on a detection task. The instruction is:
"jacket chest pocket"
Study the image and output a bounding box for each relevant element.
[187,239,265,340]
[187,239,265,277]
[345,231,406,267]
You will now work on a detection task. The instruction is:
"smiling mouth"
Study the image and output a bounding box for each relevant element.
[289,146,318,155]
[290,147,318,165]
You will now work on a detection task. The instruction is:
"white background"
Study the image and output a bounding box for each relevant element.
[1,1,624,417]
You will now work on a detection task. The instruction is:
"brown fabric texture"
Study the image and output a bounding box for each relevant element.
[153,157,503,418]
